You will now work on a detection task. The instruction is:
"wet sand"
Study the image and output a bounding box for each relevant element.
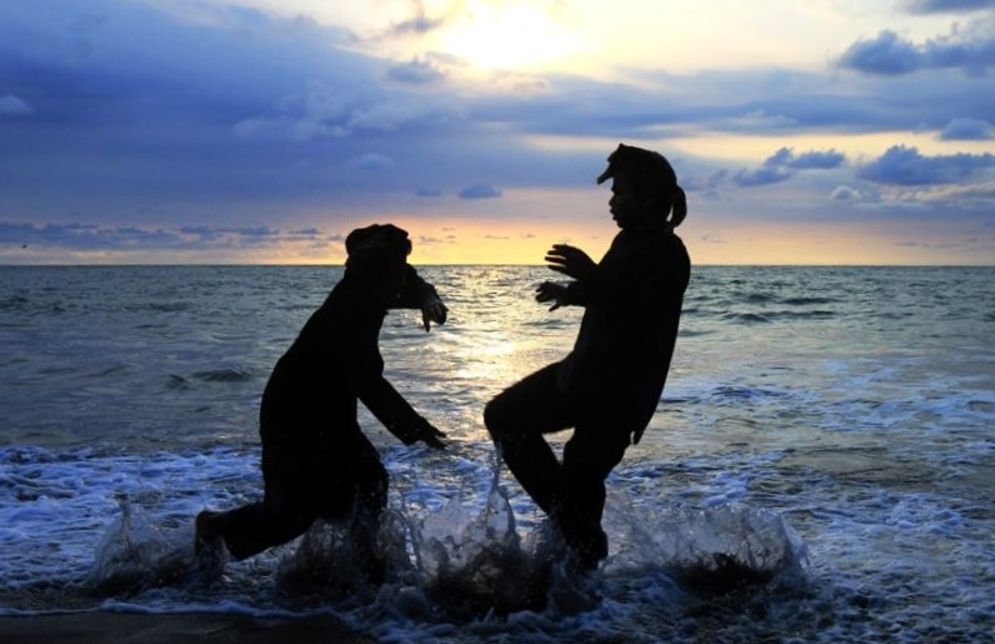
[0,611,373,643]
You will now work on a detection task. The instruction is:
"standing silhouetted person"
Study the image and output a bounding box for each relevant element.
[196,224,448,575]
[485,144,691,571]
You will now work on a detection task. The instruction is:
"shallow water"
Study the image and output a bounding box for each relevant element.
[1,265,993,641]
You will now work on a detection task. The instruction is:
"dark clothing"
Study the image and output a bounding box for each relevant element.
[219,265,439,560]
[486,228,690,563]
[559,228,690,429]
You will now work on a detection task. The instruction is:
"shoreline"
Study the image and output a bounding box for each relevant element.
[0,610,372,643]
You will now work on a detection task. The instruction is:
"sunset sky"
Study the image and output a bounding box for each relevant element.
[2,0,994,264]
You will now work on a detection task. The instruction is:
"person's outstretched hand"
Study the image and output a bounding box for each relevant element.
[545,244,596,281]
[535,281,569,311]
[405,415,446,449]
[421,296,448,332]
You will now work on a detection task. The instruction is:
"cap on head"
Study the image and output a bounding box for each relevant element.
[596,143,677,189]
[345,223,412,270]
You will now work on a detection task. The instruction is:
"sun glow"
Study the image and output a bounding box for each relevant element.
[437,2,584,71]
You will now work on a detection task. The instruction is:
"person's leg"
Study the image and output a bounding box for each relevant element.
[484,362,576,513]
[320,430,388,532]
[553,418,631,569]
[293,429,389,580]
[200,434,319,561]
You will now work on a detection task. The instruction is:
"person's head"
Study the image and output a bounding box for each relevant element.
[596,143,687,231]
[345,223,412,303]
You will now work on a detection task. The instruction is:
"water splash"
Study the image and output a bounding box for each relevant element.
[275,510,414,604]
[605,491,808,594]
[88,497,196,594]
[411,463,554,618]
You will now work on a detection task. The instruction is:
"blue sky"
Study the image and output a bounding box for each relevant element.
[1,0,994,264]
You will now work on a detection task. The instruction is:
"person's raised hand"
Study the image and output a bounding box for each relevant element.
[421,296,448,332]
[545,244,596,281]
[535,281,569,311]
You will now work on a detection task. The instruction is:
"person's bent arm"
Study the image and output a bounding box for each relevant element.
[392,264,448,331]
[548,242,687,314]
[358,375,446,449]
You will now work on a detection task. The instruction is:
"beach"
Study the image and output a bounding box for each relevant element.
[0,611,370,643]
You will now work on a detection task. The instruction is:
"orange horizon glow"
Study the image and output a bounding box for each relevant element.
[4,216,991,266]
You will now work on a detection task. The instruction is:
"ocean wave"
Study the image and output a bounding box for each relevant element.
[0,295,29,310]
[780,296,840,305]
[723,312,769,324]
[191,368,254,383]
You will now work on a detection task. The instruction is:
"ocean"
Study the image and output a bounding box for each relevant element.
[1,265,993,641]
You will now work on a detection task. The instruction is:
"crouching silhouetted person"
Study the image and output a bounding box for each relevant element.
[195,224,448,576]
[485,144,691,572]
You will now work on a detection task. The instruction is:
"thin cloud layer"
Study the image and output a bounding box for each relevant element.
[0,222,333,251]
[458,184,503,199]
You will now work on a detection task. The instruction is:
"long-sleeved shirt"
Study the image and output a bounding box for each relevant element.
[559,227,690,430]
[260,265,439,444]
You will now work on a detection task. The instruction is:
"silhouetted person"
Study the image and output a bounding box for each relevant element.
[196,224,448,574]
[485,144,690,571]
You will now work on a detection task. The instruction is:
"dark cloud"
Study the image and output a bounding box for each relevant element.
[939,117,994,140]
[732,148,845,188]
[857,145,995,185]
[733,166,793,187]
[390,15,446,36]
[839,31,925,75]
[761,147,847,170]
[838,26,995,76]
[458,184,503,199]
[386,58,445,85]
[783,149,847,170]
[903,0,995,13]
[386,0,450,37]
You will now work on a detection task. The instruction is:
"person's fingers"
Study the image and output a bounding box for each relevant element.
[548,302,561,312]
[547,265,570,276]
[421,430,445,449]
[425,435,445,450]
[422,308,431,332]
